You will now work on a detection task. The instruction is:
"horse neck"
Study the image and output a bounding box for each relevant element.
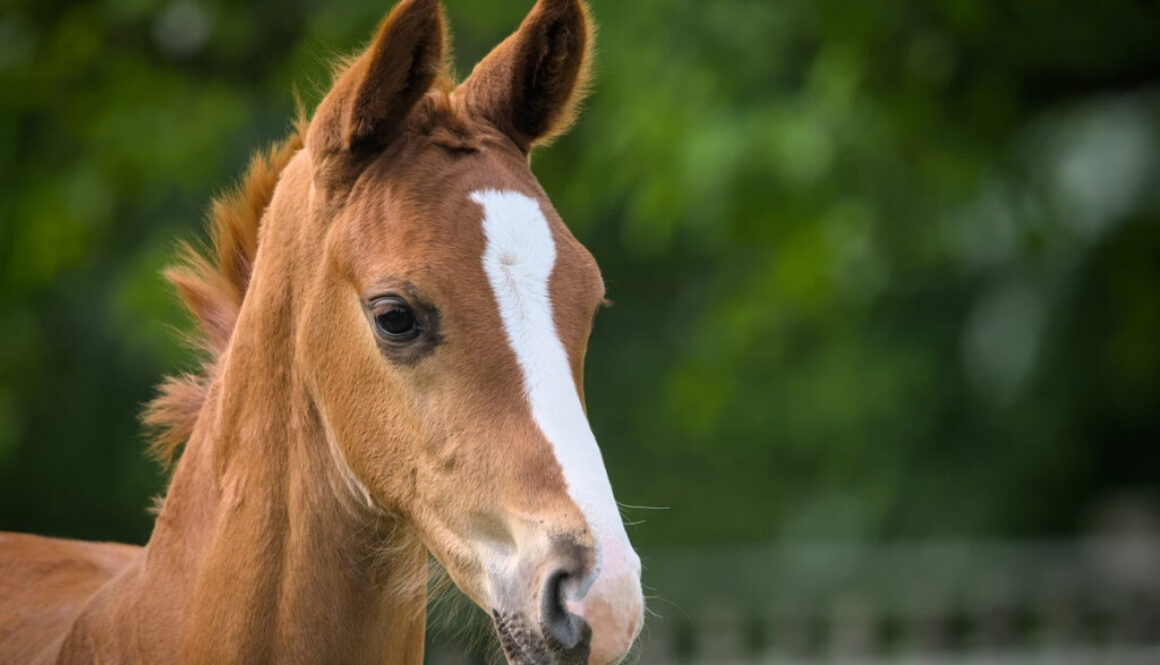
[148,352,426,663]
[92,158,427,664]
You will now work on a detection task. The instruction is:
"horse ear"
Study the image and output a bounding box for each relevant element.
[459,0,593,153]
[310,0,446,157]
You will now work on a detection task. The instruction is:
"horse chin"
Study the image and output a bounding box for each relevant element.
[491,609,592,665]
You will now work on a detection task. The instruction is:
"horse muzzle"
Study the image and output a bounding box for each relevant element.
[488,534,643,665]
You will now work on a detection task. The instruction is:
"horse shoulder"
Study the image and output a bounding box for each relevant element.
[0,532,141,664]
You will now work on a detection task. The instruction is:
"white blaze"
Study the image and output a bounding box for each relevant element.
[472,190,640,614]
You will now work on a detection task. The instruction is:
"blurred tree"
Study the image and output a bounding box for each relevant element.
[1,0,1158,547]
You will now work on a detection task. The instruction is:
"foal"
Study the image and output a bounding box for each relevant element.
[0,1,643,663]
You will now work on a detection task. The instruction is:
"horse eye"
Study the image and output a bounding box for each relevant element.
[373,299,420,342]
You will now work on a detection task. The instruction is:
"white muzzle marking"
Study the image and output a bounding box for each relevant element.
[472,190,642,653]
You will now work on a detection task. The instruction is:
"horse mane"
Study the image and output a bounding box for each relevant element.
[143,121,306,466]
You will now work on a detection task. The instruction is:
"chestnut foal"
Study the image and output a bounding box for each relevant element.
[0,1,643,663]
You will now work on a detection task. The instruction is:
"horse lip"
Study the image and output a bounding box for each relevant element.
[491,608,590,665]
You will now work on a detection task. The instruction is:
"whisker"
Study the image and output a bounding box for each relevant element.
[616,502,670,511]
[641,594,690,622]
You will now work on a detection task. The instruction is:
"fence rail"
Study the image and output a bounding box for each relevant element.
[633,537,1160,664]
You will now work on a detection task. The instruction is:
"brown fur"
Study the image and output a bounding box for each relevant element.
[143,128,305,465]
[0,534,139,664]
[0,2,636,664]
[461,0,595,150]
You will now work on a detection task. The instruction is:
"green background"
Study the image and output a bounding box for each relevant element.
[1,0,1158,555]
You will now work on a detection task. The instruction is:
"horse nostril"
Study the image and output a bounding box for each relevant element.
[540,568,591,650]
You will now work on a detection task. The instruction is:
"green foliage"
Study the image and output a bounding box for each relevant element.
[1,0,1158,547]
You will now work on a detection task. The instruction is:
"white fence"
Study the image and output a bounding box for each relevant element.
[634,538,1160,664]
